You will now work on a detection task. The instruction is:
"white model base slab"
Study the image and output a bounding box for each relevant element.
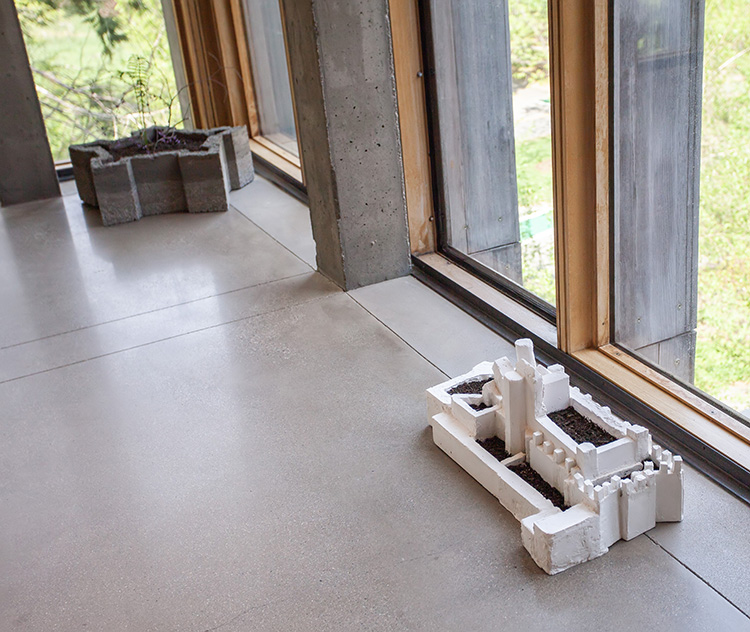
[427,339,684,574]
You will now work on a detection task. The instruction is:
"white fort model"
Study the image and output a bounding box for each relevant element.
[427,339,684,574]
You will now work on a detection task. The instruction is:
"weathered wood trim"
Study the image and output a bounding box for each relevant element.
[427,0,466,254]
[425,0,521,272]
[388,0,436,255]
[170,0,258,131]
[248,138,302,183]
[252,135,301,168]
[610,0,704,384]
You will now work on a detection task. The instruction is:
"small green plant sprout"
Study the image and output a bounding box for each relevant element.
[120,54,152,145]
[116,54,190,153]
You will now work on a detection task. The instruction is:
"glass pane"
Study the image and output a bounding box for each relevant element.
[428,0,555,306]
[15,0,185,163]
[243,0,298,157]
[613,0,750,420]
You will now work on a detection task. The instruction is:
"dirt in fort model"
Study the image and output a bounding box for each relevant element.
[508,461,568,510]
[447,377,492,396]
[470,401,491,411]
[548,406,617,447]
[477,436,511,461]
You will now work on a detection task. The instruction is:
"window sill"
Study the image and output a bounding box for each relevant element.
[249,137,302,184]
[414,252,557,348]
[412,252,750,500]
[574,346,750,472]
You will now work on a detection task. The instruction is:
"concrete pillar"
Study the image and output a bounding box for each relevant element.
[0,0,60,206]
[280,0,411,290]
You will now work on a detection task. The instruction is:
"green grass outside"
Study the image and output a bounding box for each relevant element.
[694,0,750,410]
[516,136,553,213]
[515,135,556,305]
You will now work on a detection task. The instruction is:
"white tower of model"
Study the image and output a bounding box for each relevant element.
[426,339,684,574]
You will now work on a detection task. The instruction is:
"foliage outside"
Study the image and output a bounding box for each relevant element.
[508,0,550,88]
[16,0,182,162]
[695,0,750,411]
[508,0,556,306]
[505,0,750,412]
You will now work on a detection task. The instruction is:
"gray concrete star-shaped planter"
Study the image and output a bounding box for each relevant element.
[69,126,254,226]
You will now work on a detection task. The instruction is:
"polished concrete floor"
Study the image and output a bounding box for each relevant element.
[1,178,749,631]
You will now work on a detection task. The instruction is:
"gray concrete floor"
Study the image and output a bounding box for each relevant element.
[1,178,749,631]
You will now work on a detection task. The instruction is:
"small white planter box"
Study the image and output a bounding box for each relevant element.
[427,339,684,574]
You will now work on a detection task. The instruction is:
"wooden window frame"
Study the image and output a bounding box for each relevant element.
[389,0,436,256]
[170,0,302,184]
[390,0,750,483]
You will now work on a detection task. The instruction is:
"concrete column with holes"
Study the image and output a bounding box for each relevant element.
[280,0,411,290]
[0,0,60,206]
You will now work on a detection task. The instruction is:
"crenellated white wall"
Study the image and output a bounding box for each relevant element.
[427,339,685,574]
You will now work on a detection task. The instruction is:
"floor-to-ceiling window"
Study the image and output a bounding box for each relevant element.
[612,0,750,421]
[425,0,555,314]
[15,0,188,164]
[401,0,749,484]
[242,0,298,159]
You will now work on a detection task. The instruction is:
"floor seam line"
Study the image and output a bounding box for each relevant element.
[0,294,335,385]
[229,203,316,272]
[645,533,750,619]
[0,271,313,351]
[346,292,750,621]
[346,293,450,379]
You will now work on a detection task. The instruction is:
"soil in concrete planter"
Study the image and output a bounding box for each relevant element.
[108,131,210,161]
[508,462,568,510]
[548,406,617,447]
[477,436,511,462]
[448,377,493,396]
